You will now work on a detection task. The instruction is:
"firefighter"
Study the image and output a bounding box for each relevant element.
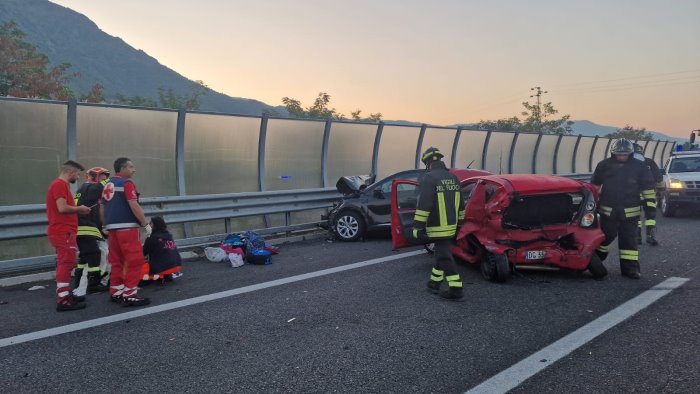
[72,166,111,298]
[633,143,663,246]
[591,139,655,279]
[412,147,465,301]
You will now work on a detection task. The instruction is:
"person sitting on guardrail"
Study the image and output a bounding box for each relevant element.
[46,160,92,311]
[141,216,182,284]
[100,157,151,307]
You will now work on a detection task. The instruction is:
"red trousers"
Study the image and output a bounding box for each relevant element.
[48,233,77,283]
[108,228,143,296]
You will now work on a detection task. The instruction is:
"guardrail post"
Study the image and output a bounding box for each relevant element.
[572,134,582,174]
[371,122,384,177]
[508,132,519,174]
[651,140,660,167]
[415,124,427,169]
[67,100,78,192]
[588,136,599,173]
[259,114,269,228]
[553,134,563,174]
[175,109,192,238]
[451,126,462,168]
[481,130,492,171]
[321,120,332,188]
[532,133,543,174]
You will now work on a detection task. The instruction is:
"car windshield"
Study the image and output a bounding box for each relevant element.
[669,157,700,173]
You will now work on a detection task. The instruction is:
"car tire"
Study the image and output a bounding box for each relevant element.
[660,193,677,217]
[481,253,509,283]
[424,243,435,254]
[587,254,607,280]
[334,211,365,242]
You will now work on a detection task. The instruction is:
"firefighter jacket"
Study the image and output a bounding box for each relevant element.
[102,177,140,230]
[591,157,655,219]
[413,161,465,239]
[74,181,104,239]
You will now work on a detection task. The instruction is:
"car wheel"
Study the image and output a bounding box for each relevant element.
[660,193,676,217]
[334,211,365,242]
[587,253,607,280]
[424,243,435,254]
[481,253,509,283]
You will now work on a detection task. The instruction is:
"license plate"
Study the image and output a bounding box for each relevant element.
[526,250,546,260]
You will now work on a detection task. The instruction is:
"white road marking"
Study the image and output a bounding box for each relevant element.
[465,276,690,394]
[0,249,426,348]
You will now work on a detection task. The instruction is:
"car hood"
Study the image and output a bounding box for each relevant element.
[335,175,375,196]
[667,172,700,182]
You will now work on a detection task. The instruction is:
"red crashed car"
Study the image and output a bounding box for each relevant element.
[391,174,607,282]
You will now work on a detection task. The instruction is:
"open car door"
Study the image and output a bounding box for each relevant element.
[390,179,424,250]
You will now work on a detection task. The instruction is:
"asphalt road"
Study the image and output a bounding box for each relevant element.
[1,213,698,393]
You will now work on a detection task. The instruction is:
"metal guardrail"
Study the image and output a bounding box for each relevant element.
[0,188,342,276]
[0,173,593,277]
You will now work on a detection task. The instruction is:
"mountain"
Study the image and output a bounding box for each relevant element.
[569,120,682,142]
[0,0,279,115]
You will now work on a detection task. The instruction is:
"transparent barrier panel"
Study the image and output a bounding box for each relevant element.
[591,138,611,170]
[575,136,596,173]
[484,132,515,174]
[420,128,457,168]
[376,125,421,179]
[454,130,487,171]
[0,100,67,205]
[511,132,539,174]
[265,119,325,190]
[556,135,578,174]
[185,114,260,194]
[77,106,178,197]
[535,134,559,174]
[327,122,376,182]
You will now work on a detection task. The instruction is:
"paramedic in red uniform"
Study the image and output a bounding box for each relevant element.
[46,160,91,311]
[100,157,151,307]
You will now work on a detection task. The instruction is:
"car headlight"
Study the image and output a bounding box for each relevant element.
[580,212,595,227]
[669,179,684,189]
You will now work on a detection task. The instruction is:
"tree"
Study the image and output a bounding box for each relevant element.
[606,125,654,140]
[80,83,105,103]
[281,92,382,121]
[476,90,573,134]
[0,21,76,100]
[112,80,208,110]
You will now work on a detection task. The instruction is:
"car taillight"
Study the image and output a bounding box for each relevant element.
[580,212,595,227]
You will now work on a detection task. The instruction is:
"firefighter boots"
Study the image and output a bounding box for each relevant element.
[427,280,441,294]
[645,226,659,246]
[620,261,641,279]
[439,287,464,301]
[87,272,109,294]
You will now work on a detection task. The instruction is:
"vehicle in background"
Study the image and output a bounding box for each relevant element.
[324,168,491,242]
[659,149,700,217]
[391,174,606,282]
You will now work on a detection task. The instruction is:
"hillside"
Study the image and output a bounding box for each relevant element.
[0,0,277,115]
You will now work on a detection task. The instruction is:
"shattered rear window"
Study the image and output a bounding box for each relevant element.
[502,192,583,229]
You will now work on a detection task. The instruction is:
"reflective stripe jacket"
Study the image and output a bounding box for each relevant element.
[413,161,465,239]
[74,181,104,239]
[591,157,655,219]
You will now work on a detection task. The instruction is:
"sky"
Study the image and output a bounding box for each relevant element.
[50,0,700,138]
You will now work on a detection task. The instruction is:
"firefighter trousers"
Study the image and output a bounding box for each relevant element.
[596,213,640,273]
[430,239,462,292]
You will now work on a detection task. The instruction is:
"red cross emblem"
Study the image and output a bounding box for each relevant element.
[102,182,115,201]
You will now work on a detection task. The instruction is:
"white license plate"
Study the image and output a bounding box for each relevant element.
[526,250,546,260]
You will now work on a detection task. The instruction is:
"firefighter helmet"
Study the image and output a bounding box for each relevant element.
[610,139,634,155]
[86,166,110,181]
[421,147,444,166]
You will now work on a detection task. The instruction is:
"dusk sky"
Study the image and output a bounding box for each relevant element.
[51,0,699,138]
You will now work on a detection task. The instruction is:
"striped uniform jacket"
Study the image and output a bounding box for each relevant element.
[591,157,655,219]
[413,161,465,239]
